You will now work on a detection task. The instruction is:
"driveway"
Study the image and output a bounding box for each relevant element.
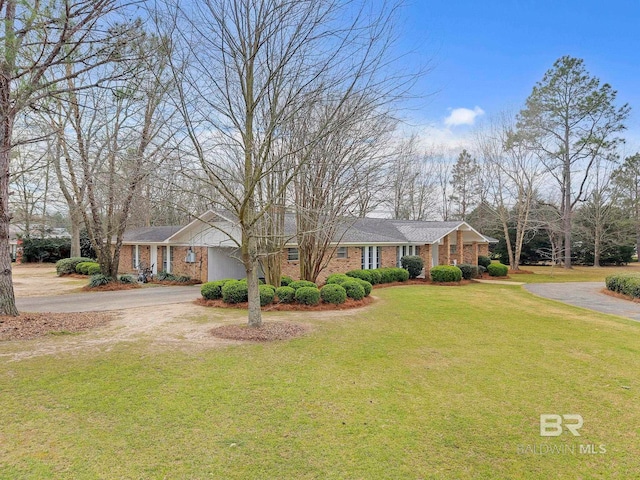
[16,285,201,313]
[524,282,640,322]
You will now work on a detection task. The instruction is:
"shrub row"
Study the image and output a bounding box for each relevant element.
[605,274,640,298]
[345,267,409,285]
[56,257,95,276]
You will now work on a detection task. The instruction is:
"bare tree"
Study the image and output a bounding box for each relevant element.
[159,0,411,326]
[476,113,543,270]
[0,0,138,315]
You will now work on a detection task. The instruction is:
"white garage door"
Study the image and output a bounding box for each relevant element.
[207,247,246,281]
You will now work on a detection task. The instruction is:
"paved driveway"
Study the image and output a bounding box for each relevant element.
[524,282,640,322]
[16,285,201,313]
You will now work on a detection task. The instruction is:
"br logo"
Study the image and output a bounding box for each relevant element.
[540,414,583,436]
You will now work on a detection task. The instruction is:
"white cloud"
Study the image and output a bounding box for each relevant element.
[444,106,485,127]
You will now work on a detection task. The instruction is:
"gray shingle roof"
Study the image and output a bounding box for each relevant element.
[122,226,182,243]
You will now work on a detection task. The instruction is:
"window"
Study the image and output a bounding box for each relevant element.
[162,246,174,272]
[361,246,381,270]
[451,244,457,254]
[336,247,348,259]
[132,245,139,269]
[287,248,299,261]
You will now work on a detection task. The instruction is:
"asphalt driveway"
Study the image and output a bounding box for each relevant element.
[16,285,201,313]
[524,282,640,322]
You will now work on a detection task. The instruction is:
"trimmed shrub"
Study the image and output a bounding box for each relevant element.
[606,274,640,298]
[89,274,112,287]
[377,268,396,284]
[369,270,383,285]
[341,280,365,300]
[320,284,347,304]
[275,286,296,304]
[56,257,94,276]
[289,280,317,290]
[295,286,320,306]
[118,274,135,284]
[458,263,479,280]
[201,279,234,300]
[76,261,98,275]
[222,280,249,304]
[325,273,351,285]
[87,263,102,275]
[430,265,463,282]
[478,255,492,269]
[401,255,424,279]
[487,263,508,277]
[280,276,293,287]
[346,270,374,284]
[259,284,275,306]
[393,268,410,282]
[355,279,372,296]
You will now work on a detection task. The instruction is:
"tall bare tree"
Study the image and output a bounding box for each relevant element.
[160,0,411,326]
[515,56,629,269]
[0,0,137,315]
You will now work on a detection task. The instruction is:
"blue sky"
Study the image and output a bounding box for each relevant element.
[394,0,640,152]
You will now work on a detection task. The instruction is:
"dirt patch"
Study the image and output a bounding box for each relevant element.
[13,264,86,297]
[194,296,374,311]
[0,312,114,341]
[210,322,309,342]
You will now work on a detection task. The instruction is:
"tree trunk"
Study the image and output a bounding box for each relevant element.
[69,207,82,257]
[242,233,262,327]
[0,110,18,316]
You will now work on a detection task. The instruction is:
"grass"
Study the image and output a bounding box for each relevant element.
[1,284,639,478]
[501,263,640,283]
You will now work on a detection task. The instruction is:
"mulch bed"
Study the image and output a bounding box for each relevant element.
[0,312,114,341]
[601,288,640,304]
[210,322,309,341]
[195,296,374,311]
[82,283,141,292]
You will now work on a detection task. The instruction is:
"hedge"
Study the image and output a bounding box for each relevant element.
[605,274,640,298]
[259,284,275,306]
[201,279,235,300]
[222,280,249,303]
[487,263,508,277]
[56,257,93,275]
[320,284,347,304]
[289,280,317,290]
[341,280,365,300]
[294,286,320,305]
[458,264,479,280]
[275,286,296,304]
[355,279,372,296]
[430,265,463,282]
[87,264,102,275]
[346,267,409,285]
[400,255,423,279]
[325,273,351,285]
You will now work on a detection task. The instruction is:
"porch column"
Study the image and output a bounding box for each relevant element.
[457,230,464,265]
[472,242,479,266]
[442,235,450,265]
[421,244,431,277]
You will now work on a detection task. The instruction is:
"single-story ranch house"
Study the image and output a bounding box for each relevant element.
[118,211,496,283]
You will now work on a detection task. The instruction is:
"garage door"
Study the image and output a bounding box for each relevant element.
[207,247,246,281]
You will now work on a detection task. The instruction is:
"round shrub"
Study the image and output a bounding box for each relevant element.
[259,284,275,306]
[346,270,373,284]
[326,273,351,285]
[487,263,508,277]
[393,268,410,282]
[430,265,463,283]
[458,264,479,280]
[320,284,347,304]
[201,279,234,300]
[87,263,102,275]
[377,268,395,284]
[222,280,249,304]
[275,286,296,303]
[295,286,320,305]
[56,257,94,276]
[289,280,317,290]
[118,274,135,284]
[478,255,492,269]
[75,261,93,274]
[368,270,382,285]
[355,278,372,296]
[401,255,424,279]
[280,276,293,287]
[341,280,365,300]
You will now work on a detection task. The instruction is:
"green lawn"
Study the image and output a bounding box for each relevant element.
[501,263,640,283]
[1,284,639,478]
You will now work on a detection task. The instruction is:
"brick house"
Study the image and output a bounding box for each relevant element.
[118,211,495,283]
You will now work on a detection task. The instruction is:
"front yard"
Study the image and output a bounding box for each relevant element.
[1,278,639,478]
